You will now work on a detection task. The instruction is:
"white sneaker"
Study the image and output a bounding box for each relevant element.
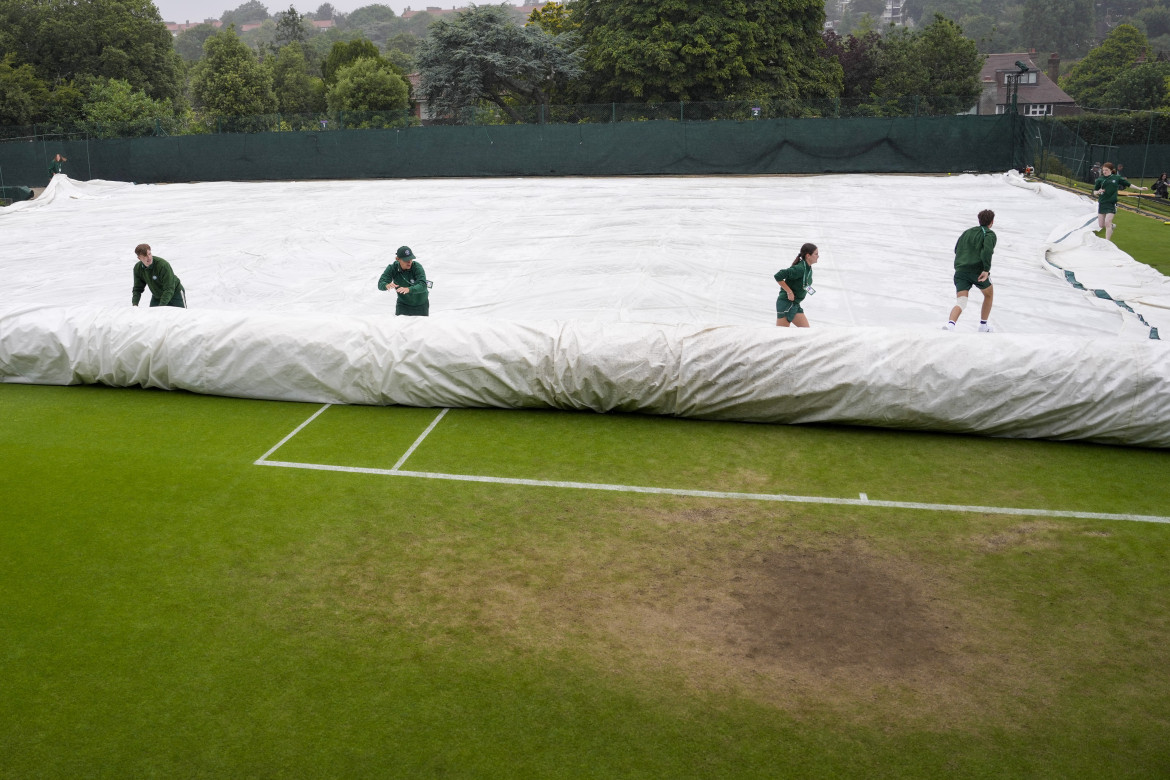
[942,322,955,331]
[979,323,994,332]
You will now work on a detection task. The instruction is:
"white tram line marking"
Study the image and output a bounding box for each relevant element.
[255,405,1170,525]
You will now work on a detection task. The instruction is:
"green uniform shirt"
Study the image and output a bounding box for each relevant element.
[132,256,183,306]
[48,160,64,175]
[774,259,813,302]
[953,225,996,273]
[1094,173,1132,207]
[378,260,429,308]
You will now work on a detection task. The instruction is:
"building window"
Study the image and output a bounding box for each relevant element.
[1024,103,1051,116]
[1003,71,1038,86]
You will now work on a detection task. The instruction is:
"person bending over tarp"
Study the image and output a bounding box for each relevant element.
[378,245,430,316]
[131,243,187,308]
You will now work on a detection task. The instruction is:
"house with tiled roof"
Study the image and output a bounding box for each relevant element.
[165,19,222,34]
[978,52,1079,117]
[401,3,546,19]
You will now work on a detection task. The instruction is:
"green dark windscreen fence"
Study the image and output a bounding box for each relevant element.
[0,115,1018,187]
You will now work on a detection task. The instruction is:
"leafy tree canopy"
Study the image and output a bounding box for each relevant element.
[270,41,325,113]
[0,0,183,105]
[324,38,393,84]
[863,14,983,114]
[821,30,881,101]
[275,4,311,47]
[221,0,271,26]
[1100,60,1170,109]
[83,77,172,124]
[573,0,839,103]
[526,1,576,35]
[417,4,583,122]
[1021,0,1094,58]
[175,23,220,63]
[0,53,49,125]
[190,27,277,115]
[1061,24,1153,108]
[325,56,409,112]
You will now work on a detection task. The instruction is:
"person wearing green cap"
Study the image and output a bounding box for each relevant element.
[378,245,430,316]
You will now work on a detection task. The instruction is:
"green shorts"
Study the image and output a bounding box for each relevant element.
[1098,203,1116,215]
[776,297,804,322]
[954,270,991,292]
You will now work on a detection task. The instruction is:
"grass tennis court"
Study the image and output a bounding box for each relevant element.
[3,383,1170,778]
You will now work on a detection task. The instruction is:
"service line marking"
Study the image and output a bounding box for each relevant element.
[254,405,1170,525]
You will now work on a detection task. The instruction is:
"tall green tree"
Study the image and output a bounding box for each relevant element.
[1021,0,1094,58]
[340,3,401,46]
[821,30,881,102]
[221,0,270,26]
[416,4,582,123]
[0,0,183,105]
[1061,24,1153,108]
[325,56,409,112]
[0,54,49,125]
[1100,60,1170,109]
[175,23,220,63]
[324,38,392,84]
[867,15,983,114]
[526,0,576,35]
[270,41,326,113]
[573,0,839,103]
[190,27,278,116]
[83,77,172,122]
[275,4,310,47]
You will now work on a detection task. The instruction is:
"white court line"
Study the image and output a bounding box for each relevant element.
[254,403,332,463]
[254,458,1170,525]
[392,408,449,471]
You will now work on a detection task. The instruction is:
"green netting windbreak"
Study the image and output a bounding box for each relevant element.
[0,114,1016,185]
[1031,110,1170,185]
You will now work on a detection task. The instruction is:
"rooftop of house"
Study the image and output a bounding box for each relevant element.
[981,52,1076,107]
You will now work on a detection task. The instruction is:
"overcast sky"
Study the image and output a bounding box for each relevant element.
[153,0,433,24]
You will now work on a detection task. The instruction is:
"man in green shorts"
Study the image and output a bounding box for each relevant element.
[1093,161,1146,241]
[942,209,995,332]
[379,245,430,316]
[131,243,186,308]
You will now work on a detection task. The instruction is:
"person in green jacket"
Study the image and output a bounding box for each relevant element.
[1093,161,1146,241]
[943,210,996,332]
[48,154,67,175]
[378,245,430,316]
[131,244,186,308]
[774,242,819,328]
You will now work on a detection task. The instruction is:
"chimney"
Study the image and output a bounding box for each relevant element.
[1047,52,1060,84]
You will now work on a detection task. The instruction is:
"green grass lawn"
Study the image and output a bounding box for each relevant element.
[3,384,1169,778]
[3,175,1168,778]
[1112,208,1170,276]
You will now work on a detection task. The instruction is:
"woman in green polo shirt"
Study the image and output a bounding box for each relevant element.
[774,242,819,327]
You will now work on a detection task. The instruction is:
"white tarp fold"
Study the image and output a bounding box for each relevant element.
[2,304,1168,447]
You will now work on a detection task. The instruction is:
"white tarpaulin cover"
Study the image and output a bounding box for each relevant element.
[2,172,1168,446]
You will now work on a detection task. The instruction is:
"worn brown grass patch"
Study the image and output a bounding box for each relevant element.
[304,501,1008,724]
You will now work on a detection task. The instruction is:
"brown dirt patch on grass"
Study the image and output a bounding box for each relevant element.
[314,502,988,721]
